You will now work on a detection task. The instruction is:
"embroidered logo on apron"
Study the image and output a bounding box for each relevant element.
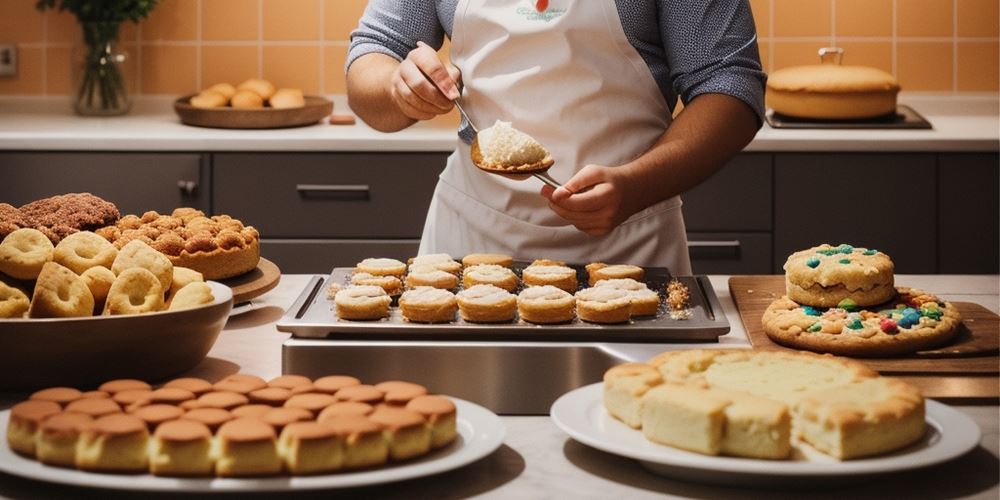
[517,0,565,21]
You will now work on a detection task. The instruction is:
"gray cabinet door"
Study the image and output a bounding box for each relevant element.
[261,239,421,274]
[774,153,937,273]
[688,232,772,274]
[682,153,772,231]
[938,153,999,273]
[213,153,446,238]
[0,153,208,214]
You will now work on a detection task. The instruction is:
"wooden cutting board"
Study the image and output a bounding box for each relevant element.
[729,276,1000,400]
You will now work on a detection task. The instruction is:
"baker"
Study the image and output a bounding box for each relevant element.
[346,0,765,274]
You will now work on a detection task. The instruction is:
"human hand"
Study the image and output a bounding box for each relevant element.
[540,165,641,236]
[388,41,462,121]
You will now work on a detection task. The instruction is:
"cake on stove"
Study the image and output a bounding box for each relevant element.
[603,349,926,460]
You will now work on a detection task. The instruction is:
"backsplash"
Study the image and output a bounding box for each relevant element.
[0,0,996,96]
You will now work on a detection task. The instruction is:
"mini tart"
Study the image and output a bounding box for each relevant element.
[368,406,432,461]
[147,388,196,406]
[248,387,293,407]
[318,402,375,422]
[522,264,577,293]
[575,287,632,324]
[215,417,282,477]
[278,422,344,474]
[268,375,313,391]
[181,408,234,432]
[404,265,459,290]
[98,379,151,394]
[375,381,428,405]
[76,414,150,472]
[462,264,518,292]
[36,412,93,467]
[405,395,457,449]
[150,420,214,477]
[334,285,392,321]
[585,263,644,286]
[231,404,274,419]
[594,278,660,317]
[65,398,121,418]
[355,257,406,278]
[761,287,962,357]
[30,387,83,407]
[7,400,62,455]
[457,284,517,323]
[261,407,313,432]
[335,384,386,405]
[313,375,362,395]
[410,253,462,275]
[350,272,403,296]
[132,404,185,431]
[195,391,249,410]
[517,285,575,324]
[284,393,338,415]
[783,244,895,307]
[399,286,457,323]
[461,253,513,268]
[163,377,213,396]
[323,415,388,469]
[214,374,268,394]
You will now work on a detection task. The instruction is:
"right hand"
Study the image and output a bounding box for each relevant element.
[389,41,462,121]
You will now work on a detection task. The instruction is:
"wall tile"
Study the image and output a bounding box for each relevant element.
[203,0,259,41]
[202,46,259,88]
[774,0,831,37]
[897,0,953,37]
[772,42,828,70]
[263,45,321,94]
[325,0,368,41]
[142,0,199,41]
[1,0,45,43]
[957,42,999,91]
[836,0,893,37]
[45,11,82,45]
[897,42,954,90]
[45,46,72,95]
[324,45,348,94]
[263,0,320,41]
[140,45,198,94]
[837,42,893,73]
[0,47,44,94]
[748,0,770,38]
[957,0,999,37]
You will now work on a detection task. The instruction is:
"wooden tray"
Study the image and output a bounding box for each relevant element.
[219,257,280,304]
[174,95,333,129]
[729,276,999,400]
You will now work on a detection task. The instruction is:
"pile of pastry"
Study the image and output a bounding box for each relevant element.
[604,349,926,460]
[7,374,457,477]
[190,78,304,109]
[328,253,691,324]
[763,243,961,357]
[0,227,214,319]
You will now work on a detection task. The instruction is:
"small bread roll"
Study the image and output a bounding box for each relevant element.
[236,78,276,100]
[206,82,236,99]
[230,89,264,109]
[167,282,214,311]
[269,88,305,109]
[190,90,227,109]
[170,266,204,297]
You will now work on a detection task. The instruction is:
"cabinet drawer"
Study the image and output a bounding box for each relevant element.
[214,153,446,238]
[687,232,772,274]
[261,239,421,274]
[0,153,208,214]
[682,153,772,231]
[938,153,999,273]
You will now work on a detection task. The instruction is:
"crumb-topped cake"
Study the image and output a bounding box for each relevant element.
[96,208,260,280]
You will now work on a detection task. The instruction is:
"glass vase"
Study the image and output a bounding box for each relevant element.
[72,22,132,116]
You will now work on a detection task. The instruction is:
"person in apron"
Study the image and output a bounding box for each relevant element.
[346,0,764,274]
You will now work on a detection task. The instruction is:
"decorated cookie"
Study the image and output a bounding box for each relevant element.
[784,243,895,307]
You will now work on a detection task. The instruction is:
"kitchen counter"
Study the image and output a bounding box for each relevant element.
[0,274,996,499]
[0,94,997,153]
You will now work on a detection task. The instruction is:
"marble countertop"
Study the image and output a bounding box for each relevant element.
[0,94,996,153]
[0,274,996,499]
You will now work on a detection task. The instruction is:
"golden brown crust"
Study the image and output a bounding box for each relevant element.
[517,285,575,324]
[575,287,632,324]
[471,137,555,173]
[766,65,900,119]
[522,264,577,293]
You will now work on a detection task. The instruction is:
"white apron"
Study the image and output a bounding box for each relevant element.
[419,0,692,274]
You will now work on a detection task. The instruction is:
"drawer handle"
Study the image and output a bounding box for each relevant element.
[177,180,198,196]
[687,240,741,248]
[296,184,371,200]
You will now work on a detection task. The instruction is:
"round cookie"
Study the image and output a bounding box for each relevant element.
[350,271,403,296]
[575,287,632,324]
[80,266,116,312]
[456,284,517,323]
[52,231,117,275]
[522,264,577,293]
[405,265,459,290]
[462,264,518,292]
[112,239,174,295]
[0,228,54,280]
[356,258,406,278]
[410,253,462,275]
[784,244,895,307]
[29,262,94,318]
[334,285,392,320]
[104,267,165,315]
[585,263,644,286]
[517,285,575,324]
[167,282,215,311]
[398,286,457,323]
[762,286,962,357]
[594,278,660,317]
[461,253,513,268]
[169,267,204,297]
[0,280,30,318]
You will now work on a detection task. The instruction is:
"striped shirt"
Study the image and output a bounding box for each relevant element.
[348,0,766,132]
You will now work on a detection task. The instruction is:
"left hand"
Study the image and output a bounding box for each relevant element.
[540,164,638,236]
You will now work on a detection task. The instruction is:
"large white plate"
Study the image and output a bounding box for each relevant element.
[0,398,504,492]
[551,383,981,486]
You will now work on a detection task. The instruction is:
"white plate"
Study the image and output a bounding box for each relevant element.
[551,383,981,486]
[0,398,504,492]
[228,302,255,317]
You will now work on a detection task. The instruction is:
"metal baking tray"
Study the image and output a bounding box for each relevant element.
[765,105,933,129]
[276,264,729,342]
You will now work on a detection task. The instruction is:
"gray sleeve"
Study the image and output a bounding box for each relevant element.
[346,0,447,71]
[660,0,767,125]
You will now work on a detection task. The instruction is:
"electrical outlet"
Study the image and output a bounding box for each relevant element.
[0,44,16,77]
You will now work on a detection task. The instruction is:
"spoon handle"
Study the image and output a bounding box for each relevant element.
[534,171,562,189]
[453,99,479,135]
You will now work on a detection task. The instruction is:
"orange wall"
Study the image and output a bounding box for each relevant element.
[0,0,997,96]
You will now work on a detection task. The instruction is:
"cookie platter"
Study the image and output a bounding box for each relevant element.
[276,264,730,342]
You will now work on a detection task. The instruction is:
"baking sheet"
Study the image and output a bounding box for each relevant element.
[765,105,933,129]
[276,264,729,342]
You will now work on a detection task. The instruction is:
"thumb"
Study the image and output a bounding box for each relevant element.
[555,165,604,201]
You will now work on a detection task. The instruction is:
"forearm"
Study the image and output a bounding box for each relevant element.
[619,93,759,213]
[347,53,416,132]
